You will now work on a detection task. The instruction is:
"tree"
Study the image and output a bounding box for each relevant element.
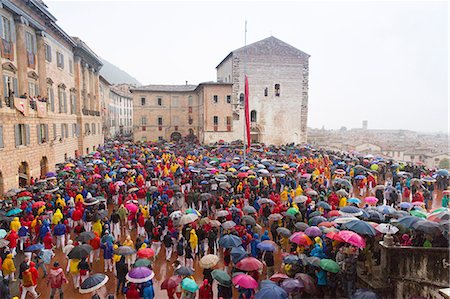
[439,158,450,170]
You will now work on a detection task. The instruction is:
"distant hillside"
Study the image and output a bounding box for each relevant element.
[100,58,141,86]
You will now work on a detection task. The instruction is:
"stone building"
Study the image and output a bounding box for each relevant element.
[108,85,133,137]
[216,36,310,144]
[132,36,309,145]
[0,0,103,193]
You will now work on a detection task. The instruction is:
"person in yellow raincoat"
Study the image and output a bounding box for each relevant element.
[280,235,289,252]
[295,185,303,196]
[141,206,149,218]
[10,217,21,232]
[37,205,46,216]
[123,235,134,268]
[2,253,16,280]
[236,182,243,193]
[92,219,103,236]
[189,229,198,255]
[113,244,121,275]
[69,258,81,288]
[280,188,288,202]
[314,236,323,248]
[339,196,347,208]
[52,208,63,225]
[75,194,84,204]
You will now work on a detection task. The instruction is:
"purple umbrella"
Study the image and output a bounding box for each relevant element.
[46,172,56,177]
[281,278,304,293]
[304,226,322,237]
[126,267,155,283]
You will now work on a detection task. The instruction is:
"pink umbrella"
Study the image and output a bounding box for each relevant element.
[270,273,289,282]
[232,274,258,289]
[364,197,378,205]
[337,230,366,248]
[325,231,344,242]
[412,201,424,206]
[92,174,102,179]
[125,203,138,213]
[289,232,313,246]
[235,257,263,271]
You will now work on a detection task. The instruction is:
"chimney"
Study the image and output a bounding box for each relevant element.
[185,81,188,86]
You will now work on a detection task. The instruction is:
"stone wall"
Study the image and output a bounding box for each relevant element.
[380,243,449,299]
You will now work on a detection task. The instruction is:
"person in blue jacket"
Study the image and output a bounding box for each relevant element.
[261,230,270,241]
[101,241,114,272]
[143,280,155,299]
[250,233,260,258]
[39,219,51,242]
[18,225,29,251]
[53,221,67,250]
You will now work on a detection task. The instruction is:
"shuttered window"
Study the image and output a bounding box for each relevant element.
[14,124,29,147]
[37,124,48,144]
[0,125,4,148]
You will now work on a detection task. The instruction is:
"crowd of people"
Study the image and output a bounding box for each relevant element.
[0,140,448,299]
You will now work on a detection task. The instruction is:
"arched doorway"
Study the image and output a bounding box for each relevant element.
[40,156,48,179]
[0,171,4,197]
[250,127,261,143]
[170,132,182,142]
[18,161,29,187]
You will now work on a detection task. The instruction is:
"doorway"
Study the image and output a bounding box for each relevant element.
[40,156,48,179]
[18,161,29,187]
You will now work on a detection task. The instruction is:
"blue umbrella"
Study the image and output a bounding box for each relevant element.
[348,198,361,204]
[343,220,377,236]
[308,211,321,218]
[231,246,248,263]
[365,209,385,222]
[376,205,397,215]
[437,169,449,177]
[6,208,22,217]
[350,289,381,299]
[392,216,421,229]
[25,243,44,252]
[355,175,366,180]
[309,216,327,226]
[255,284,289,299]
[283,255,300,264]
[260,280,277,288]
[219,235,242,248]
[339,206,363,217]
[316,201,331,210]
[257,241,276,252]
[398,202,413,209]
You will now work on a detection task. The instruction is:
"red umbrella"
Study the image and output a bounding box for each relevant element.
[328,210,340,217]
[295,273,316,294]
[161,275,182,290]
[325,231,344,242]
[289,232,313,246]
[137,248,155,258]
[270,273,289,282]
[237,172,249,178]
[232,274,258,289]
[235,257,263,271]
[32,201,46,209]
[318,222,334,228]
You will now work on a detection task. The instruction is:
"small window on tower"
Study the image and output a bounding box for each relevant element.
[213,95,218,103]
[264,87,268,97]
[275,84,280,96]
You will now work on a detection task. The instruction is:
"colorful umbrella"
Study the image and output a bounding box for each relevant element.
[319,259,340,273]
[337,230,366,248]
[212,269,231,286]
[137,248,155,259]
[125,203,138,213]
[295,273,316,295]
[339,206,363,217]
[236,257,263,271]
[232,274,258,289]
[181,277,199,293]
[325,231,344,242]
[281,278,304,293]
[133,259,151,268]
[364,197,379,205]
[257,240,277,252]
[24,243,44,252]
[343,220,377,236]
[6,208,22,217]
[219,234,242,248]
[289,232,313,246]
[126,267,155,283]
[0,229,7,239]
[270,273,289,282]
[161,275,182,290]
[304,226,322,237]
[255,284,288,299]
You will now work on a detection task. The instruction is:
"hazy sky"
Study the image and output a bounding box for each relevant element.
[46,0,448,133]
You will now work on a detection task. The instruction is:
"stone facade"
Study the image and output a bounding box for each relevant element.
[109,85,133,137]
[0,0,103,193]
[216,36,310,145]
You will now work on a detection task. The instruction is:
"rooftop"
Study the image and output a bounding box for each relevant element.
[131,84,198,93]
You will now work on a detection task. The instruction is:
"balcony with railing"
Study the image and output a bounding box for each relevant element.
[82,108,100,116]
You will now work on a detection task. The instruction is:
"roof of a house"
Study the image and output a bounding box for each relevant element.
[130,84,198,93]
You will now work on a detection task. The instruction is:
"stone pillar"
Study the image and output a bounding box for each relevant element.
[73,56,82,114]
[36,32,47,97]
[15,18,28,97]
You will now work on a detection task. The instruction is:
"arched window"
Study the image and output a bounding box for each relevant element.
[251,110,257,122]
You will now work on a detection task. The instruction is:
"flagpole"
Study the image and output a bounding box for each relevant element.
[243,19,247,166]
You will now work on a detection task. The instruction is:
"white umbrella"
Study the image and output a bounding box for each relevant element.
[376,223,399,234]
[333,216,359,224]
[180,213,199,225]
[221,221,236,229]
[294,196,308,204]
[216,210,229,217]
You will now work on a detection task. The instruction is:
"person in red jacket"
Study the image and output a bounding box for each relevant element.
[126,283,140,299]
[89,232,101,264]
[6,230,18,257]
[43,232,54,249]
[199,279,213,299]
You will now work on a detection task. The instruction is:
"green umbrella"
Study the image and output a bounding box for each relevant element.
[212,269,231,286]
[319,259,340,273]
[181,277,199,293]
[286,207,299,216]
[430,208,448,215]
[17,196,31,201]
[133,259,151,268]
[410,210,427,219]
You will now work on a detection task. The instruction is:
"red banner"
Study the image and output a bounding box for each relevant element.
[244,75,251,151]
